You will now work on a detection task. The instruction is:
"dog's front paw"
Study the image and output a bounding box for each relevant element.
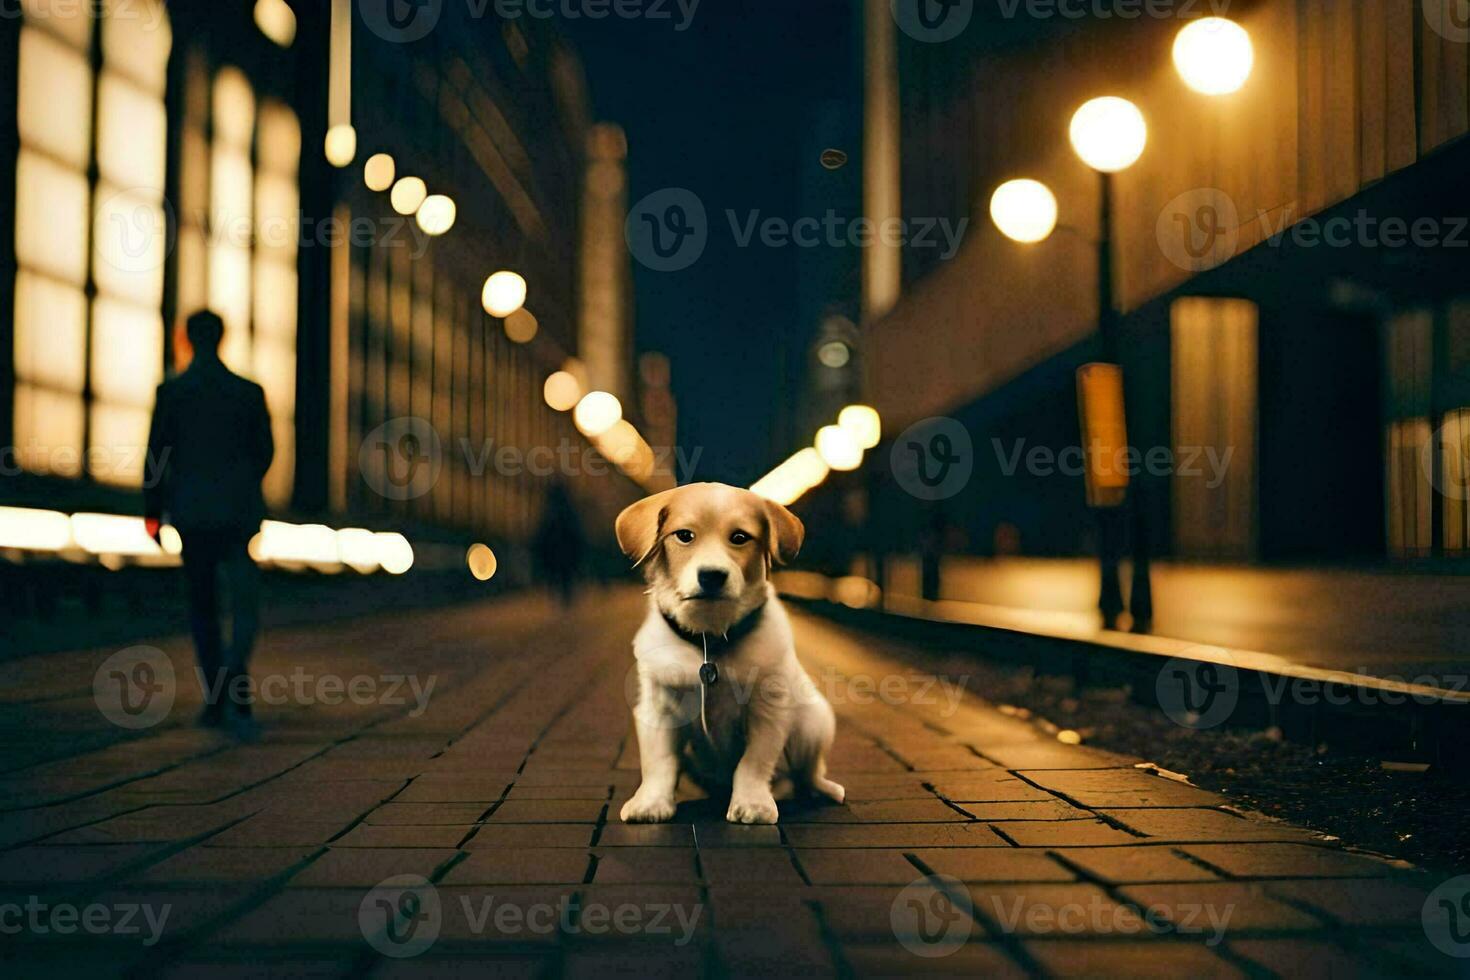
[620,791,677,824]
[726,793,779,825]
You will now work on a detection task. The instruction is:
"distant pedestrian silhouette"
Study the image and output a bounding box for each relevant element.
[533,481,586,606]
[145,311,274,738]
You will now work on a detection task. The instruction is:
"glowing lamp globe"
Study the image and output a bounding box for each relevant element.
[1069,97,1147,173]
[482,271,527,317]
[416,194,457,235]
[466,543,498,582]
[815,425,863,472]
[504,308,538,343]
[1173,18,1254,96]
[989,179,1059,244]
[363,153,396,192]
[543,371,582,412]
[838,405,882,449]
[390,176,427,215]
[324,124,357,168]
[574,391,623,437]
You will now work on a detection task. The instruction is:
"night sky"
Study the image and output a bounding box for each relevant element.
[561,0,859,486]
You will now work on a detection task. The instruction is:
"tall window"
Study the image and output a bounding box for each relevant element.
[13,0,170,487]
[1438,409,1470,555]
[191,66,301,507]
[1384,310,1434,557]
[254,99,301,506]
[13,5,299,507]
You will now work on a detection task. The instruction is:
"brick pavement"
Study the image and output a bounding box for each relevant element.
[0,588,1465,977]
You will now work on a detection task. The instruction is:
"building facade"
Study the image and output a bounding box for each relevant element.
[0,0,647,557]
[861,0,1470,565]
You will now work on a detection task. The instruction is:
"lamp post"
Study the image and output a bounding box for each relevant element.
[987,19,1253,630]
[1068,95,1147,630]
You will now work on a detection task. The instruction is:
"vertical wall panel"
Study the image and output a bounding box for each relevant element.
[1171,298,1259,560]
[1358,0,1388,183]
[1385,0,1421,171]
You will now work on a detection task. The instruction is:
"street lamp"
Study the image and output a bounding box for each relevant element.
[838,405,883,450]
[324,124,357,168]
[1173,18,1254,96]
[390,176,427,216]
[481,271,527,318]
[1069,95,1149,629]
[416,195,457,236]
[363,153,396,192]
[1068,97,1147,174]
[989,179,1059,244]
[574,391,623,437]
[543,371,582,412]
[815,425,863,472]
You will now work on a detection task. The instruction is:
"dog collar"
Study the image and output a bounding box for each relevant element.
[661,601,766,659]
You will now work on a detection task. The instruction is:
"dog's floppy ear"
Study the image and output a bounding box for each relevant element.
[762,499,805,565]
[616,488,678,567]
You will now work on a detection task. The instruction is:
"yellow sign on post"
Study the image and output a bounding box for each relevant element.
[1076,363,1129,509]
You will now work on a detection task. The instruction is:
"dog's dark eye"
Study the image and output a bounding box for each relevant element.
[672,529,695,544]
[730,531,752,545]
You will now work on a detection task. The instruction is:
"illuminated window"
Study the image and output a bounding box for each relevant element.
[176,66,301,508]
[1441,410,1470,555]
[255,99,301,506]
[1384,311,1434,558]
[11,1,170,486]
[210,66,256,373]
[12,4,299,502]
[1387,419,1433,557]
[90,0,171,487]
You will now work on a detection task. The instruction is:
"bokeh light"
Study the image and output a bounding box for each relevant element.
[544,371,582,411]
[324,123,356,168]
[1173,18,1254,96]
[1069,97,1147,173]
[482,270,527,317]
[416,194,456,235]
[504,307,539,343]
[376,532,415,575]
[989,179,1059,244]
[467,543,498,582]
[389,176,427,215]
[818,341,850,369]
[363,153,395,192]
[751,448,830,506]
[815,424,863,472]
[574,391,623,437]
[838,404,883,449]
[254,0,296,46]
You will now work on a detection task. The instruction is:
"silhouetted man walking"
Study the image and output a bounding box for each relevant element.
[533,480,586,606]
[145,311,274,738]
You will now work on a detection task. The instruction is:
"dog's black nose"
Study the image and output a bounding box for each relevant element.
[697,568,729,594]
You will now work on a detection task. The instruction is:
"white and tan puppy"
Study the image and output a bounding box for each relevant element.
[617,483,844,824]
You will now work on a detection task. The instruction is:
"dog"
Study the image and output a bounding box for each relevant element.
[616,482,844,824]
